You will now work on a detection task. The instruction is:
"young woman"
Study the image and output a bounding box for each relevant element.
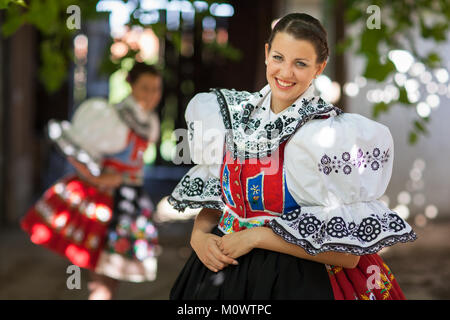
[168,13,417,300]
[21,62,162,299]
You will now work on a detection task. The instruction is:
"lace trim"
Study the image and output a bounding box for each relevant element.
[167,195,224,212]
[269,220,417,256]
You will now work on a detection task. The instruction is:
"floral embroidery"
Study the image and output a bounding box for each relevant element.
[269,207,417,255]
[169,174,224,212]
[180,175,204,197]
[211,87,342,160]
[280,208,301,221]
[298,216,322,237]
[295,211,403,245]
[250,185,260,195]
[356,217,382,242]
[326,217,348,238]
[218,210,271,234]
[318,148,390,175]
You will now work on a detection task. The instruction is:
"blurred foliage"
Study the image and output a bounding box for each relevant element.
[100,0,240,78]
[1,0,98,92]
[334,0,450,144]
[1,0,240,94]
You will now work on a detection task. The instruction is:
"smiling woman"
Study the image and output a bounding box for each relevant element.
[168,12,417,300]
[264,14,328,113]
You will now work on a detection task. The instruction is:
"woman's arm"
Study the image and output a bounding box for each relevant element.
[219,226,360,269]
[68,157,122,188]
[190,208,238,272]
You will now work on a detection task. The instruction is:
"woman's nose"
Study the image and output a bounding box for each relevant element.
[279,64,294,79]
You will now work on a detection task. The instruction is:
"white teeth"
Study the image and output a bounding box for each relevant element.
[276,78,295,87]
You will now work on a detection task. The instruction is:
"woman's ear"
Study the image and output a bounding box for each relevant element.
[264,43,269,65]
[315,60,327,77]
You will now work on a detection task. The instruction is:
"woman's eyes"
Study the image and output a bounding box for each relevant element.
[272,55,307,67]
[273,55,282,61]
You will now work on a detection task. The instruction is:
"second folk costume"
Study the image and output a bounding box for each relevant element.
[169,84,417,300]
[21,95,160,282]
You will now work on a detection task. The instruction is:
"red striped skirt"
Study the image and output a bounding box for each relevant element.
[327,253,405,300]
[21,174,114,270]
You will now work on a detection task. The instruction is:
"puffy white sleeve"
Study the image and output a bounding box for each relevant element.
[168,92,226,212]
[47,98,129,176]
[270,113,417,255]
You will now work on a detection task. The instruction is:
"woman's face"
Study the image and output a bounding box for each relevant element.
[131,73,162,111]
[265,32,326,112]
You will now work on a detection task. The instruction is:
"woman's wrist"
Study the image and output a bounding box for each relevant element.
[246,226,268,249]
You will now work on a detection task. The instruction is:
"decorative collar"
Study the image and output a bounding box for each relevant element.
[212,84,343,160]
[115,95,154,139]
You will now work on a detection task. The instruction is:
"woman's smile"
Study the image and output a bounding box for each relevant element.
[275,77,296,89]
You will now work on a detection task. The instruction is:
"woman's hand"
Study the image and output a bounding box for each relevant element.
[218,228,259,260]
[190,229,238,273]
[67,157,122,189]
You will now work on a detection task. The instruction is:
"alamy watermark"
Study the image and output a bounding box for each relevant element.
[66,5,81,30]
[366,265,382,290]
[366,5,381,30]
[66,264,81,290]
[171,123,282,175]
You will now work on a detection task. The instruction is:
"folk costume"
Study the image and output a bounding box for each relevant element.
[168,84,417,299]
[21,95,159,282]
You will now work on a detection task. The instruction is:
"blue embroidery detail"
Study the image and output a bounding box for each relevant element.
[222,165,235,206]
[283,174,298,213]
[246,173,264,211]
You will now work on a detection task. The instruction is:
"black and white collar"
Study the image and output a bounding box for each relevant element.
[212,84,343,160]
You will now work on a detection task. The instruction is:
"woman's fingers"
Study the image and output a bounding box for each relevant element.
[206,253,226,271]
[212,239,238,265]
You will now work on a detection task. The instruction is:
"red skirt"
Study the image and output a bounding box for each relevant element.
[20,174,114,270]
[327,254,405,300]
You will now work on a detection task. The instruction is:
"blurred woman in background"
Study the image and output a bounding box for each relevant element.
[21,62,162,300]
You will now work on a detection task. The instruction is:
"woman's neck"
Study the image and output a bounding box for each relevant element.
[269,85,313,114]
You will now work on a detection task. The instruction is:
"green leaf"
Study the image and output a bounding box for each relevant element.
[363,56,396,82]
[414,120,427,133]
[408,131,418,145]
[0,0,26,9]
[372,102,390,118]
[398,87,412,105]
[345,7,364,23]
[26,0,60,35]
[336,36,353,55]
[1,3,28,37]
[0,0,11,9]
[39,40,67,92]
[423,52,442,68]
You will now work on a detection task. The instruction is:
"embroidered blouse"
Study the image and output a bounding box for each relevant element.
[168,84,417,255]
[47,95,160,185]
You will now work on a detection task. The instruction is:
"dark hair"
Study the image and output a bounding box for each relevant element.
[267,13,329,63]
[127,62,161,84]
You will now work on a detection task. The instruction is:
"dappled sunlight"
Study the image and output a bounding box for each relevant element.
[314,125,336,148]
